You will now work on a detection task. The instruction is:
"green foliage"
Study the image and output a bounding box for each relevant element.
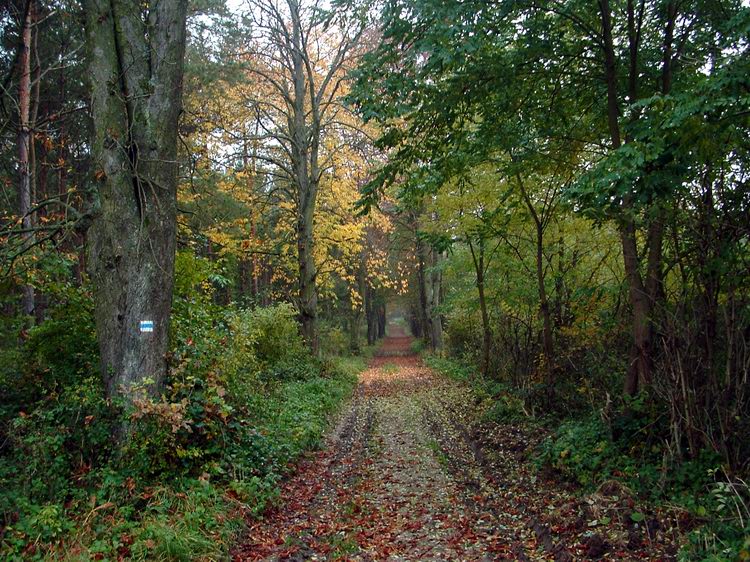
[0,376,114,556]
[0,283,98,410]
[0,285,361,559]
[174,250,217,300]
[325,355,367,378]
[272,374,357,458]
[261,355,321,383]
[443,312,482,363]
[423,353,474,383]
[126,481,243,561]
[228,303,304,369]
[409,338,425,354]
[537,410,750,561]
[229,476,280,517]
[481,392,528,423]
[318,320,350,357]
[538,415,620,487]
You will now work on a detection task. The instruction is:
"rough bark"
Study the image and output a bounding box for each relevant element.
[84,0,188,399]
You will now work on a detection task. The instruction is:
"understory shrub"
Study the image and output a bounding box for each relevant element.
[538,409,749,561]
[427,345,749,561]
[260,355,321,383]
[319,320,350,356]
[0,286,361,560]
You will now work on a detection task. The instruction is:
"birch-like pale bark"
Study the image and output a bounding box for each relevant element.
[18,1,34,319]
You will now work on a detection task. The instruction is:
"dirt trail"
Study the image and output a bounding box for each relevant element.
[233,328,679,561]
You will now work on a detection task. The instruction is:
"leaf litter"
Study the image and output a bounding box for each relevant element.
[233,328,682,561]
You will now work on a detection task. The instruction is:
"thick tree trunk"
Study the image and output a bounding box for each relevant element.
[18,1,34,319]
[84,0,187,399]
[378,303,386,338]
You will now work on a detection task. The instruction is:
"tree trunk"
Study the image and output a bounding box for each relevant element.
[415,234,431,344]
[18,1,34,319]
[599,0,659,395]
[620,225,652,395]
[516,173,554,379]
[84,0,188,399]
[297,206,319,353]
[468,239,491,375]
[536,225,554,378]
[288,1,321,355]
[429,248,443,351]
[366,285,377,345]
[350,311,361,351]
[351,261,367,350]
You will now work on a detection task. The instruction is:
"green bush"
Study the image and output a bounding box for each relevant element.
[0,270,365,560]
[444,312,482,361]
[319,321,350,356]
[482,392,528,423]
[324,355,367,378]
[537,415,619,486]
[409,338,426,354]
[0,285,98,410]
[0,379,113,503]
[228,303,304,369]
[681,481,750,562]
[536,409,750,561]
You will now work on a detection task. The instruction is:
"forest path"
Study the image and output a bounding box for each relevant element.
[233,327,677,561]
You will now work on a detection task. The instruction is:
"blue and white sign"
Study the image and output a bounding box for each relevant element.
[139,320,154,333]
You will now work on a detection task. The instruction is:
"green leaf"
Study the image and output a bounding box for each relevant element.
[630,511,646,523]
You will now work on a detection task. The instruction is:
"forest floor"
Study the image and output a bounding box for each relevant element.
[233,327,683,561]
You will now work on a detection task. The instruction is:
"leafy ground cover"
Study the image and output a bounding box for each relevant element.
[233,328,692,561]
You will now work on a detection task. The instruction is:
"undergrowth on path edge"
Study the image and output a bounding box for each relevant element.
[2,359,361,561]
[422,352,750,562]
